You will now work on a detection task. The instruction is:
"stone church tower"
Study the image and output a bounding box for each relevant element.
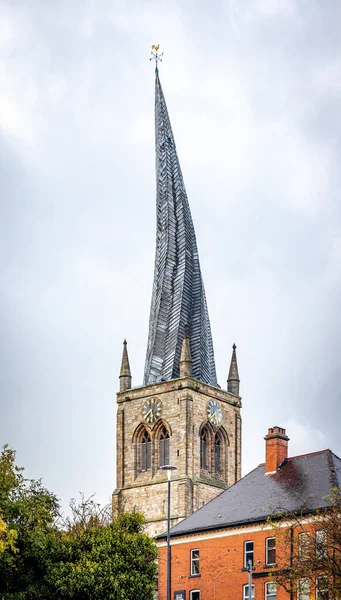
[112,61,242,537]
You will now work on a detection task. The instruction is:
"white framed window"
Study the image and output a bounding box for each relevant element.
[298,532,310,561]
[190,591,200,600]
[244,540,254,568]
[266,537,276,565]
[190,549,200,575]
[316,530,327,558]
[243,584,255,600]
[316,576,328,600]
[266,582,277,600]
[298,578,310,600]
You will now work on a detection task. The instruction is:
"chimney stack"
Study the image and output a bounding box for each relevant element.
[264,426,289,474]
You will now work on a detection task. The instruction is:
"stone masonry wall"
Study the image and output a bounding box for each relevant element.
[113,376,242,534]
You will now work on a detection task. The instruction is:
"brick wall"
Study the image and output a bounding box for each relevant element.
[158,523,290,600]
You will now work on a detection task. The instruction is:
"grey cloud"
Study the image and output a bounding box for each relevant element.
[1,0,340,507]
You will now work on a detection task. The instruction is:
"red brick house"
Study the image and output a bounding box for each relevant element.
[157,427,341,600]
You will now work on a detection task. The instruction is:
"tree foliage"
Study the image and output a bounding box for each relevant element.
[268,490,341,599]
[0,444,60,599]
[0,446,157,600]
[50,496,158,600]
[0,515,17,554]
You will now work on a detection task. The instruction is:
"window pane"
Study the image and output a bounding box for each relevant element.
[316,530,327,558]
[298,532,310,560]
[192,560,199,575]
[190,592,200,600]
[298,578,310,600]
[142,440,146,471]
[243,584,255,600]
[215,437,221,473]
[316,576,328,600]
[201,435,207,470]
[266,538,276,565]
[159,437,164,467]
[165,436,170,465]
[244,541,254,568]
[191,549,200,575]
[146,440,151,470]
[266,582,277,599]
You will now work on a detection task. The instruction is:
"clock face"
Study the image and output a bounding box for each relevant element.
[207,400,222,426]
[141,398,163,425]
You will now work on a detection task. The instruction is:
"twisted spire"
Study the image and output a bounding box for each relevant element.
[144,71,217,386]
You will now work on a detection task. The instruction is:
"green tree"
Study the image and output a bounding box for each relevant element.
[0,515,17,554]
[0,447,157,600]
[49,495,158,600]
[268,490,341,599]
[0,444,60,599]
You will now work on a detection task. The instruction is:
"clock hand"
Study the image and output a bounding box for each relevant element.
[145,409,153,420]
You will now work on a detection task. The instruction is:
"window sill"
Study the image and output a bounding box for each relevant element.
[241,567,255,572]
[263,564,277,569]
[188,574,201,579]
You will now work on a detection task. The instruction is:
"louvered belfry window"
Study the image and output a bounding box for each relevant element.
[141,431,151,471]
[159,427,170,467]
[214,436,221,474]
[200,431,208,470]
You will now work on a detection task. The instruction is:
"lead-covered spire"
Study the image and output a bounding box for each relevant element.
[144,70,217,387]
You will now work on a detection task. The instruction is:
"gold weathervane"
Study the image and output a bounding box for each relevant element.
[150,44,163,71]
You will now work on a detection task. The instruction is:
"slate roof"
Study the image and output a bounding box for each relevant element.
[158,450,341,539]
[143,71,217,387]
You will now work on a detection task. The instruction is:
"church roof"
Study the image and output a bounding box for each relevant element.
[157,449,341,539]
[144,70,217,387]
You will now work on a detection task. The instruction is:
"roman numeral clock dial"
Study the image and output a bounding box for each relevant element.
[141,398,163,425]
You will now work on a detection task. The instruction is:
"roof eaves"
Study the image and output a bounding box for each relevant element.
[157,514,270,541]
[157,505,324,541]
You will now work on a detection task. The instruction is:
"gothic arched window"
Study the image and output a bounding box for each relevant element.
[214,435,221,474]
[141,430,151,471]
[159,427,170,467]
[200,430,209,471]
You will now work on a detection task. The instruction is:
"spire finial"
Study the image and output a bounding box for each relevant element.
[150,44,163,73]
[119,338,132,392]
[227,343,240,396]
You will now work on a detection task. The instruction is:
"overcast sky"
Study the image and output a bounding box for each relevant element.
[1,0,341,513]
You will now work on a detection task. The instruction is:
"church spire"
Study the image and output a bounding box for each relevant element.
[227,344,240,396]
[119,339,132,392]
[144,67,217,387]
